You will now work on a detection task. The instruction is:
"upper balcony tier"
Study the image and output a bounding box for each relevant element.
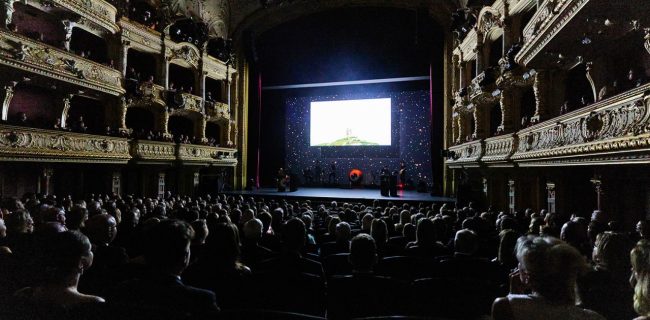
[516,0,650,68]
[22,0,118,35]
[0,29,124,96]
[447,83,650,168]
[206,101,230,121]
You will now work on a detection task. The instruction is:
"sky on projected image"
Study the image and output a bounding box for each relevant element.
[310,98,391,146]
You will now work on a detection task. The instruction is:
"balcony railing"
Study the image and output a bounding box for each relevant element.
[0,125,130,163]
[447,139,485,167]
[469,69,500,106]
[512,83,650,162]
[446,84,650,167]
[50,0,119,34]
[171,93,204,114]
[130,140,176,161]
[0,30,124,96]
[482,134,518,163]
[206,101,230,120]
[177,144,237,165]
[516,0,586,66]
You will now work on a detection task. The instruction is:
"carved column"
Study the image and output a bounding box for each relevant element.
[532,69,549,123]
[508,179,516,214]
[62,20,76,51]
[546,182,556,214]
[118,41,130,77]
[475,37,485,76]
[118,96,128,132]
[160,110,169,135]
[459,61,466,89]
[197,114,207,142]
[1,84,15,121]
[451,114,459,143]
[1,0,16,29]
[473,105,487,139]
[199,71,207,100]
[591,177,603,211]
[59,94,72,129]
[456,111,467,143]
[112,171,122,195]
[644,28,650,55]
[451,55,460,94]
[161,58,170,89]
[499,89,516,133]
[41,168,53,196]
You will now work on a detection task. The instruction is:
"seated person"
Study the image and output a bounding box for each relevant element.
[320,221,352,257]
[327,234,406,318]
[105,219,220,317]
[14,231,104,308]
[405,218,448,258]
[492,235,605,320]
[11,112,30,127]
[240,218,275,267]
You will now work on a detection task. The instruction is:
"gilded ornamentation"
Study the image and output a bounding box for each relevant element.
[0,30,124,96]
[644,28,650,55]
[170,45,201,69]
[130,140,176,161]
[206,101,230,120]
[46,0,118,34]
[0,125,130,161]
[482,134,518,162]
[447,140,485,167]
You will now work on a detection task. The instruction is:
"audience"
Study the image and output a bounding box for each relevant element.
[0,191,647,319]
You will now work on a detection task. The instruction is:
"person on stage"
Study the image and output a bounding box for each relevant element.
[328,161,337,184]
[314,161,323,185]
[277,168,287,192]
[399,161,407,188]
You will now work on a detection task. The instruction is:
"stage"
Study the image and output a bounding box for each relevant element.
[224,187,455,204]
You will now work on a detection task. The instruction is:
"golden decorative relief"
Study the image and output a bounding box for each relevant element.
[177,144,237,165]
[175,93,203,113]
[170,44,201,69]
[206,101,230,121]
[0,30,124,96]
[130,140,177,160]
[46,0,119,34]
[0,125,130,161]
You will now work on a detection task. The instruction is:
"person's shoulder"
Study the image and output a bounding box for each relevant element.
[577,307,607,320]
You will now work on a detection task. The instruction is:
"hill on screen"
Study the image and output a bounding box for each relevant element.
[316,136,379,146]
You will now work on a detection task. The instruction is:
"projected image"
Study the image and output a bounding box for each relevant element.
[310,98,391,146]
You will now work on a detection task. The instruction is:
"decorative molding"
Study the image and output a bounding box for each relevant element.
[0,30,124,96]
[33,0,119,34]
[171,92,204,114]
[128,83,166,108]
[206,101,230,121]
[0,125,130,163]
[447,139,485,168]
[168,42,201,70]
[119,18,163,53]
[516,0,588,67]
[512,84,650,160]
[482,134,518,162]
[177,144,238,166]
[469,69,500,107]
[130,140,176,161]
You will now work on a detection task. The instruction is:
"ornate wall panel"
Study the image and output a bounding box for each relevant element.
[206,101,230,121]
[129,140,176,161]
[119,19,163,53]
[0,30,124,96]
[0,125,130,163]
[28,0,119,34]
[176,144,237,165]
[482,134,518,162]
[447,139,485,168]
[512,84,650,161]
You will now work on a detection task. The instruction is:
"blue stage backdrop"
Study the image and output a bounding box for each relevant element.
[284,90,432,186]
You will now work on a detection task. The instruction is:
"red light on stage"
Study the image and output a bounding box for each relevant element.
[349,169,363,184]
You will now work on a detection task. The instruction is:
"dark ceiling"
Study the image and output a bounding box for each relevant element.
[254,7,443,86]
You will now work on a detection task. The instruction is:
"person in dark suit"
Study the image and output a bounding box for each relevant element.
[105,219,219,318]
[256,218,324,278]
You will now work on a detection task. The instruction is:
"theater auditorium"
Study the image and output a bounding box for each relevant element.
[1,0,650,319]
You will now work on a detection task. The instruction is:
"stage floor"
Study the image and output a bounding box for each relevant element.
[224,187,455,203]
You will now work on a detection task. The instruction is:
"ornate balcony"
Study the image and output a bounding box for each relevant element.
[176,144,237,166]
[45,0,119,34]
[482,134,518,163]
[171,93,204,114]
[206,101,230,121]
[128,83,166,107]
[469,69,500,107]
[447,139,485,168]
[119,18,162,53]
[511,83,650,165]
[0,125,130,163]
[0,30,124,96]
[129,140,176,162]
